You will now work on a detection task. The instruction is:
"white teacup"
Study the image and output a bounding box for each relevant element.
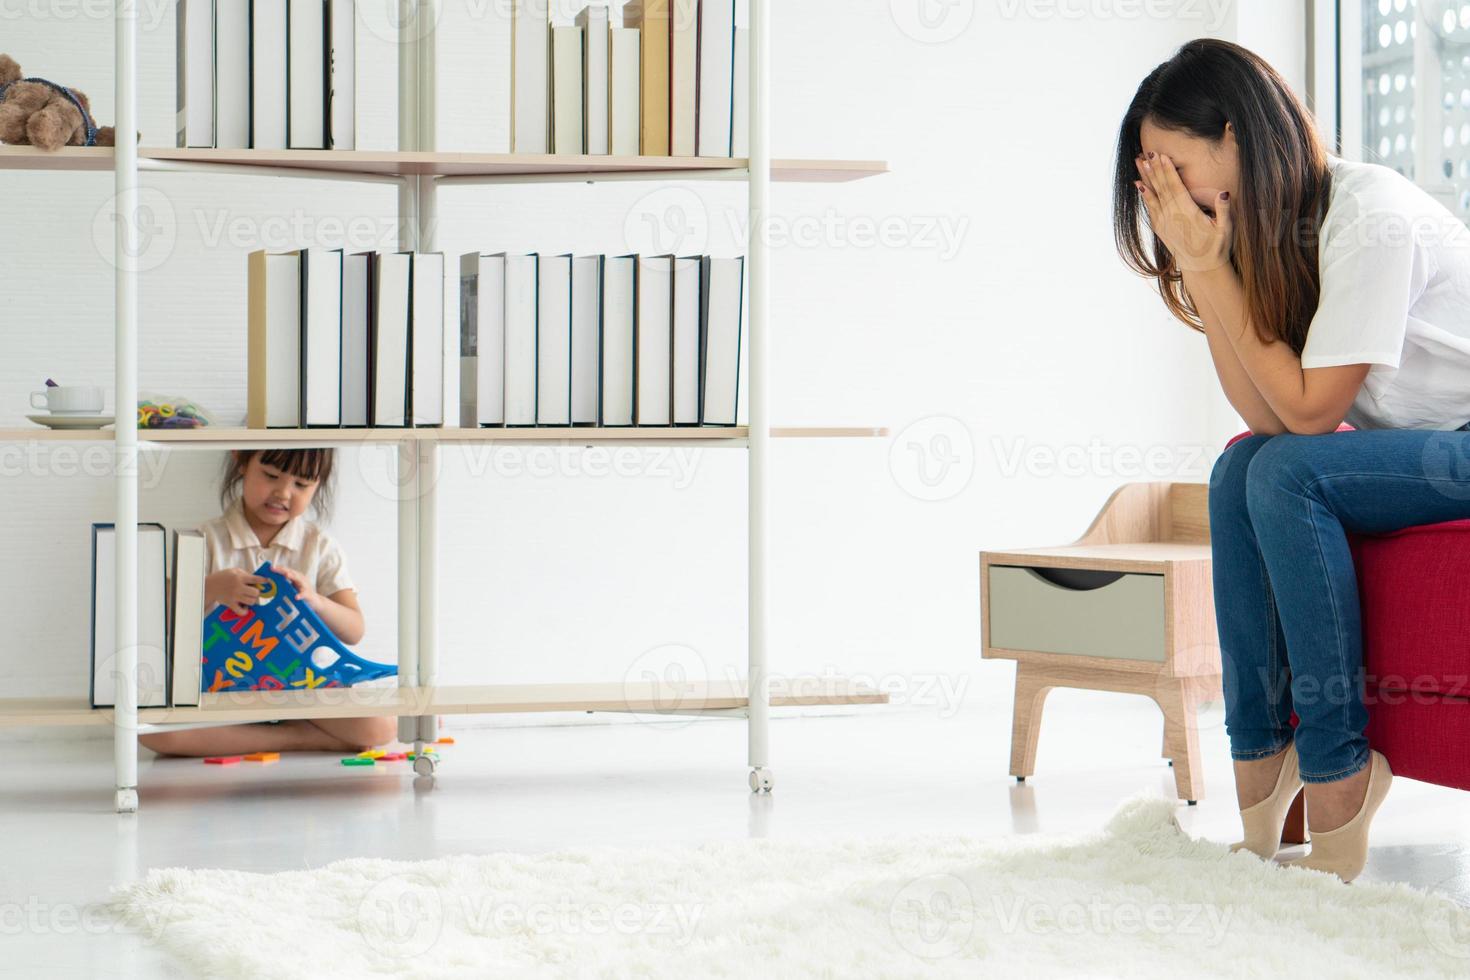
[31,385,105,416]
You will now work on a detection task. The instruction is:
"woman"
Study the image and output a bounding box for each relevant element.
[1113,38,1470,883]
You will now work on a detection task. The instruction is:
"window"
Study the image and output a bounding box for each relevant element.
[1335,0,1464,212]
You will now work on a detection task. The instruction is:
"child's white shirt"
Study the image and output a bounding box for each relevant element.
[198,499,355,604]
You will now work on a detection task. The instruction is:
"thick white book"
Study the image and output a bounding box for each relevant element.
[537,253,573,425]
[302,248,344,427]
[576,4,609,154]
[697,0,735,156]
[513,0,550,153]
[436,0,512,152]
[411,252,445,427]
[371,251,412,426]
[328,0,356,149]
[505,254,538,426]
[90,523,168,709]
[610,27,641,155]
[177,0,215,148]
[289,0,327,149]
[252,0,289,149]
[342,252,371,426]
[700,255,743,424]
[459,253,507,426]
[670,0,697,156]
[354,0,398,150]
[552,26,584,154]
[571,255,601,424]
[169,529,206,707]
[601,254,636,425]
[247,250,301,428]
[215,0,249,148]
[636,254,673,425]
[672,255,700,424]
[732,26,748,157]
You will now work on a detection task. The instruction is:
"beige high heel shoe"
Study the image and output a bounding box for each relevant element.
[1281,749,1393,883]
[1230,741,1306,859]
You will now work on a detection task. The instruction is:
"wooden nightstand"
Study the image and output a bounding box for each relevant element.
[980,482,1220,803]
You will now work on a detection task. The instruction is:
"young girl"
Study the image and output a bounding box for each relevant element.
[140,448,397,757]
[1115,40,1470,881]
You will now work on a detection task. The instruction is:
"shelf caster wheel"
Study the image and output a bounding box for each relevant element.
[413,754,437,777]
[115,788,138,813]
[748,768,773,793]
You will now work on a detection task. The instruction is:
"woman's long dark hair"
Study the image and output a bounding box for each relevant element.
[1114,38,1332,355]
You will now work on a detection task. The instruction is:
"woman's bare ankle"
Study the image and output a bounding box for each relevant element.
[1233,743,1289,810]
[1303,761,1371,833]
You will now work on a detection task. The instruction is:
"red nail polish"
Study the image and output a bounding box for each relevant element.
[1221,192,1230,200]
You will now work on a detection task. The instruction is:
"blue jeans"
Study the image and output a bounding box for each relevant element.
[1208,421,1470,783]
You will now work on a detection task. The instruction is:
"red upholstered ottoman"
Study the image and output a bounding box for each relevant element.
[1225,428,1470,799]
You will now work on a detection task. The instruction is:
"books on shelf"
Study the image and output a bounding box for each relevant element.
[636,253,673,425]
[289,0,328,149]
[625,0,670,155]
[459,249,743,428]
[513,0,551,153]
[176,0,744,157]
[577,4,610,155]
[609,25,641,155]
[248,248,443,429]
[170,529,206,708]
[90,523,168,709]
[251,0,290,150]
[670,0,697,157]
[181,0,399,151]
[552,25,585,154]
[176,0,214,149]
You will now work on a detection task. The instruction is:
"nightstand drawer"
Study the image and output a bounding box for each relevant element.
[987,565,1165,662]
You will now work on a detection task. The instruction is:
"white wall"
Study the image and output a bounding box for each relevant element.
[0,1,1303,737]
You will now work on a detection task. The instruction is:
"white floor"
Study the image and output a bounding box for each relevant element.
[6,689,1470,978]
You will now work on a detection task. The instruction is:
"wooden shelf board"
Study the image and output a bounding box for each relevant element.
[0,147,888,182]
[0,426,889,444]
[983,542,1212,574]
[0,678,889,729]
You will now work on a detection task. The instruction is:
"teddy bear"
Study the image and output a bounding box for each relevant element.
[0,53,115,150]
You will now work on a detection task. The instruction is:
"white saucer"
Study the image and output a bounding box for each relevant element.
[27,413,115,430]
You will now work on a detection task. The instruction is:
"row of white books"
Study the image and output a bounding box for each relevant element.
[89,524,195,709]
[177,0,394,150]
[177,0,750,157]
[248,249,446,428]
[459,253,745,427]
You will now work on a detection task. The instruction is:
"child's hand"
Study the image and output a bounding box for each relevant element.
[276,566,323,611]
[208,568,268,616]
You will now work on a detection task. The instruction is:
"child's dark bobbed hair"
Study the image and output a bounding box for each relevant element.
[219,448,337,520]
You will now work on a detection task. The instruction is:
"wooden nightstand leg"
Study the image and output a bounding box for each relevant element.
[1154,676,1205,802]
[1009,667,1054,780]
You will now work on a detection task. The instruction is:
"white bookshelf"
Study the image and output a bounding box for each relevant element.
[4,0,890,812]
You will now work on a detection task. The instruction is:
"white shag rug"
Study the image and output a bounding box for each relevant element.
[111,794,1470,979]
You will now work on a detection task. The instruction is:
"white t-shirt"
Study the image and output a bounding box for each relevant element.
[198,499,355,612]
[1300,155,1470,429]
